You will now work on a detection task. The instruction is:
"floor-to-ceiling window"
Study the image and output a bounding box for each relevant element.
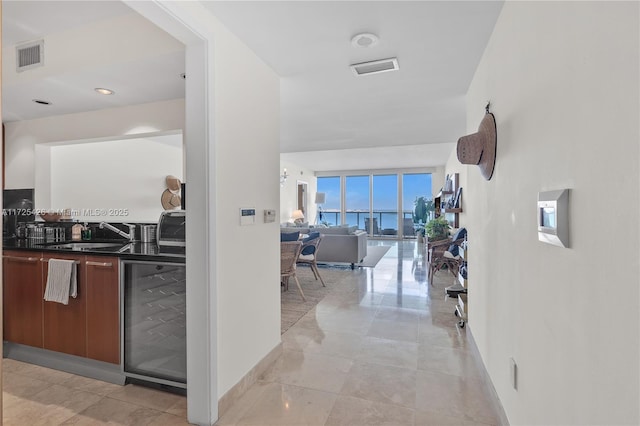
[372,174,398,237]
[402,173,433,238]
[345,175,370,231]
[318,171,432,239]
[316,176,341,225]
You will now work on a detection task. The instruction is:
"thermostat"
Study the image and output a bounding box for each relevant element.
[240,208,256,226]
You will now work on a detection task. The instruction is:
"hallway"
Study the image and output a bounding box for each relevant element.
[217,240,500,425]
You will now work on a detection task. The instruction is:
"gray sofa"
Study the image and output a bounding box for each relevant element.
[280,225,368,269]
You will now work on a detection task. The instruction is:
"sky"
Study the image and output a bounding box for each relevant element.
[317,173,432,212]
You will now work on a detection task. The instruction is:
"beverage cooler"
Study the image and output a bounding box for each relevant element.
[122,260,186,388]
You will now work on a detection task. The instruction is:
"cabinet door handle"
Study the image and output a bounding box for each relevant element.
[5,256,39,263]
[86,261,113,268]
[40,259,81,264]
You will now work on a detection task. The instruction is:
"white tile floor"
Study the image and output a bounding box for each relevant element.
[216,241,500,425]
[2,359,188,425]
[3,240,499,425]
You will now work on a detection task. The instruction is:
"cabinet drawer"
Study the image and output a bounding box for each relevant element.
[3,251,44,348]
[42,253,87,357]
[86,256,120,364]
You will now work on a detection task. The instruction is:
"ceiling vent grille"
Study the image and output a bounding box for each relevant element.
[350,57,399,76]
[16,40,44,72]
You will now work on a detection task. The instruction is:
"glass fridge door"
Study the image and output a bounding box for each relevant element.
[123,261,186,385]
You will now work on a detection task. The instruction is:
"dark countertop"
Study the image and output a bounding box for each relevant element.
[3,238,185,263]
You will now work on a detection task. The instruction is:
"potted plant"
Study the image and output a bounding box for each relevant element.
[425,216,450,242]
[413,196,434,243]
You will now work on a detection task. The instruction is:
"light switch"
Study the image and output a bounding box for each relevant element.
[264,209,276,223]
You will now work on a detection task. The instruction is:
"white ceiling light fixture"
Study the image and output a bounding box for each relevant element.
[94,87,115,95]
[351,32,379,48]
[350,57,399,76]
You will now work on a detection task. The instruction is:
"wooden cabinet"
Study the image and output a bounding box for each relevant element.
[3,251,121,364]
[41,252,87,357]
[86,256,120,364]
[3,250,44,347]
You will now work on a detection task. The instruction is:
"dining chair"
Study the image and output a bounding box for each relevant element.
[281,241,306,302]
[280,231,300,242]
[297,233,325,287]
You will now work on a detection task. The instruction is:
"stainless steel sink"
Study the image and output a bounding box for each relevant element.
[46,242,126,250]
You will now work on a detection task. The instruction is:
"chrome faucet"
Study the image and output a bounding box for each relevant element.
[99,222,136,241]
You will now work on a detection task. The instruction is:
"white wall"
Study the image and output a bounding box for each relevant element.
[279,159,318,224]
[430,166,446,199]
[211,16,281,397]
[4,98,185,189]
[448,2,639,425]
[43,133,183,222]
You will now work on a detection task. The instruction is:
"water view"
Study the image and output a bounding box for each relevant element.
[317,173,433,237]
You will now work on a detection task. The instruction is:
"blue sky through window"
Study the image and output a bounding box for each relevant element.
[317,174,431,211]
[317,176,340,210]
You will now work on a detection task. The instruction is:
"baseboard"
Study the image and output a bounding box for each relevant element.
[466,326,510,426]
[4,342,125,385]
[217,341,283,418]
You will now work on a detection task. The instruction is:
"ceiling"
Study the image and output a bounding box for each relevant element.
[1,1,503,172]
[1,1,185,122]
[208,1,504,170]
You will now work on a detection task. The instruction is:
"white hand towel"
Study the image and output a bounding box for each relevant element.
[44,259,77,305]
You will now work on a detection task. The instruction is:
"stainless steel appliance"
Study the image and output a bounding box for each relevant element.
[122,260,186,388]
[139,224,157,243]
[157,211,186,247]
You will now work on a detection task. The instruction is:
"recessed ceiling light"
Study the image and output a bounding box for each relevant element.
[94,87,115,95]
[351,33,379,48]
[32,99,52,105]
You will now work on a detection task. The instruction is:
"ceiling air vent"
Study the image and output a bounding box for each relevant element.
[350,57,399,76]
[16,40,44,72]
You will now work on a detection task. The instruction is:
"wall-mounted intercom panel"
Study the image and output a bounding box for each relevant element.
[240,208,256,226]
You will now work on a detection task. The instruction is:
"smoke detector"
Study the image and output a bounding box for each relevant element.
[350,58,399,76]
[351,33,379,48]
[16,40,44,72]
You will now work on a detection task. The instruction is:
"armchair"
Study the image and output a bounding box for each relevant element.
[427,228,467,284]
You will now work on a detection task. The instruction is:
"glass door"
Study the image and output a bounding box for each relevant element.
[123,261,187,387]
[345,175,370,231]
[401,173,433,238]
[316,176,341,225]
[372,174,398,238]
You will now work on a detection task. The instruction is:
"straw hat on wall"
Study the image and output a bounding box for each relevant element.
[456,107,497,181]
[161,175,182,209]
